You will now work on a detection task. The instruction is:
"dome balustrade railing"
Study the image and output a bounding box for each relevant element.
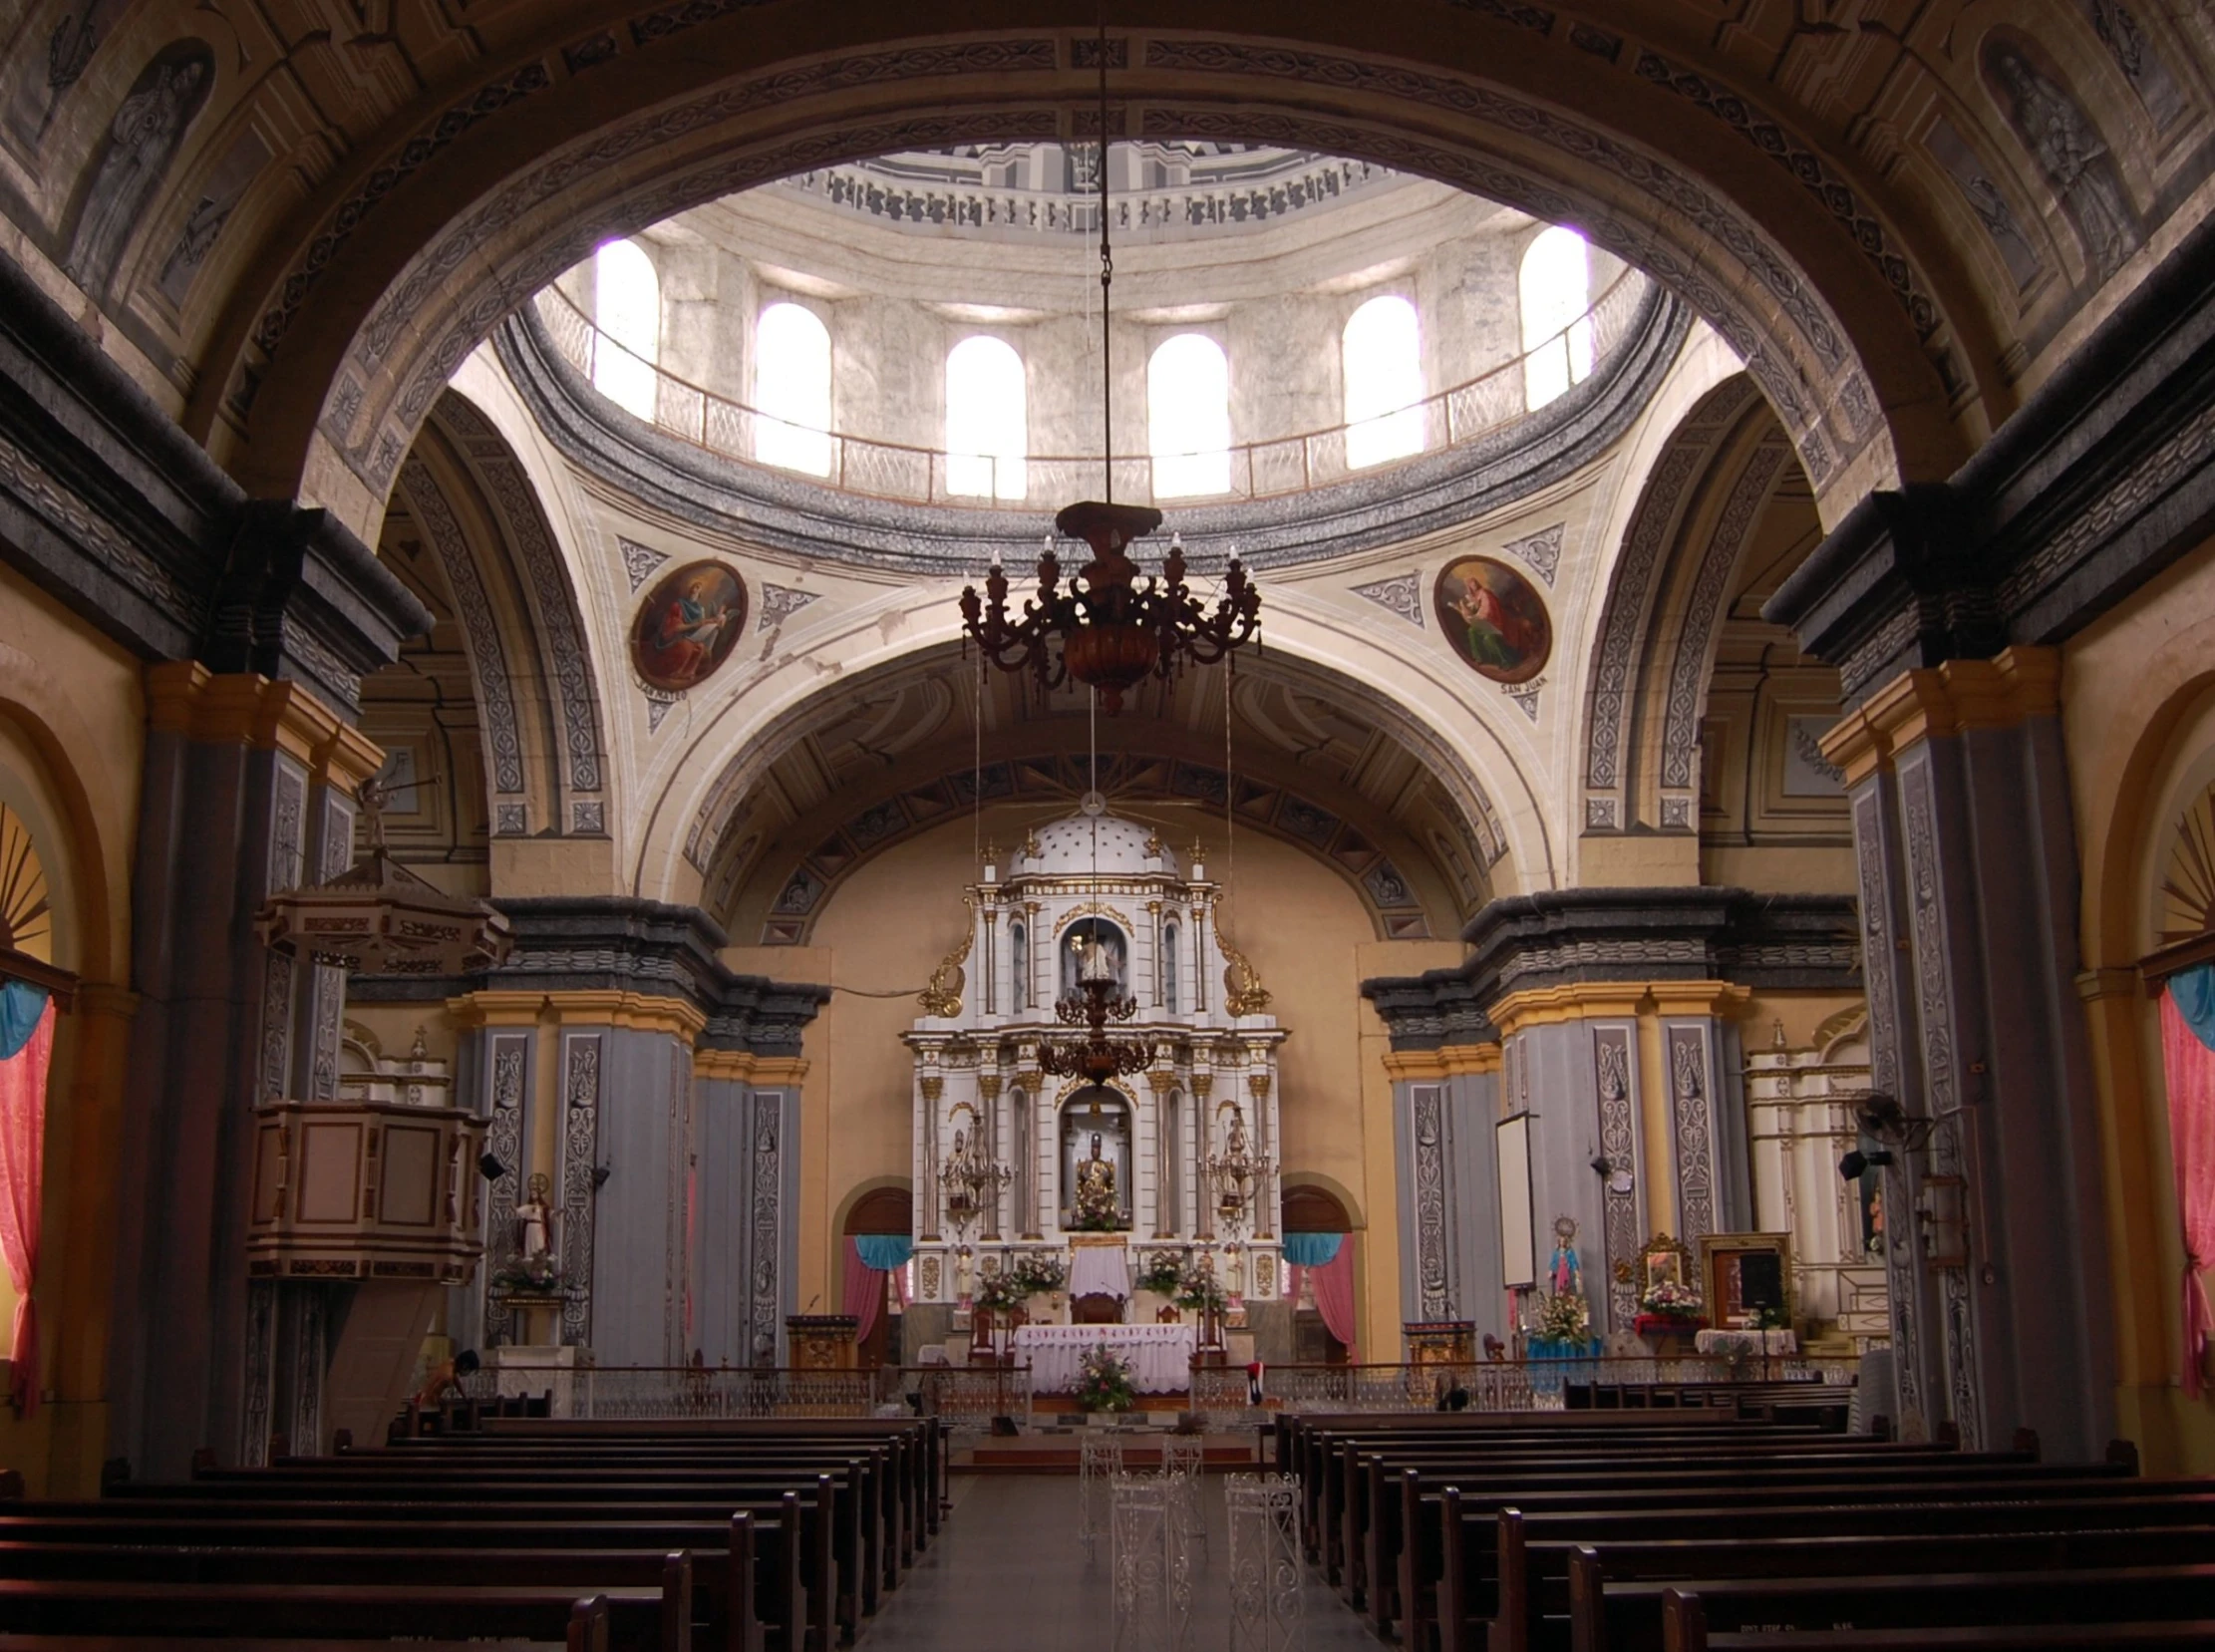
[532,267,1646,509]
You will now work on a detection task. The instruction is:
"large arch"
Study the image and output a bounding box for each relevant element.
[127,3,2179,540]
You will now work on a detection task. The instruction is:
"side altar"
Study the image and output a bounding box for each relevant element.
[904,808,1285,1349]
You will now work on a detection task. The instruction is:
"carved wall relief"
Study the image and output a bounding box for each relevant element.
[1411,1083,1452,1320]
[748,1091,786,1365]
[1668,1026,1718,1239]
[1983,39,2140,279]
[1592,1027,1641,1329]
[558,1033,603,1347]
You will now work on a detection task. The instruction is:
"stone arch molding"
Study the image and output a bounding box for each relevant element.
[394,392,609,840]
[199,14,1989,542]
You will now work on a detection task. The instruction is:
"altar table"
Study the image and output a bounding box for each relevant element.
[1694,1327,1798,1357]
[1013,1323,1197,1393]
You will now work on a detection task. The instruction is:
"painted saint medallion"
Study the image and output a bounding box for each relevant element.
[631,559,747,692]
[1432,554,1551,685]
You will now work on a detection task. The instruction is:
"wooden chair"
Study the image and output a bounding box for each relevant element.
[1072,1292,1124,1325]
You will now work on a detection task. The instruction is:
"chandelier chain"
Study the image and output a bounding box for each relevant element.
[1097,7,1113,504]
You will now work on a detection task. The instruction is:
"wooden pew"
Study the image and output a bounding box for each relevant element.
[0,1578,654,1650]
[1582,1560,2215,1652]
[1472,1491,2215,1652]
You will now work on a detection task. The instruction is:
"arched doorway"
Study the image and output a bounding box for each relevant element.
[842,1186,912,1371]
[1283,1184,1355,1366]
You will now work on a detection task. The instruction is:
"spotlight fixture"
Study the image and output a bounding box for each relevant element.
[477,1152,506,1181]
[1839,1148,1895,1180]
[591,1163,612,1191]
[1589,1153,1611,1177]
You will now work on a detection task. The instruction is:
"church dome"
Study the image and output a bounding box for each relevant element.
[1023,812,1172,878]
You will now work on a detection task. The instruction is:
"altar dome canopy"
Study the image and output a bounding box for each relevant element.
[1021,812,1177,879]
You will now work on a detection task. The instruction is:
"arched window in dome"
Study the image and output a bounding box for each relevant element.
[1148,334,1231,498]
[1009,919,1029,1012]
[1343,294,1424,469]
[1520,226,1594,411]
[756,301,833,477]
[1161,920,1179,1014]
[592,239,659,422]
[945,335,1028,500]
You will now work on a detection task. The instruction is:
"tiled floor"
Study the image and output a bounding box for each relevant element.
[860,1474,1381,1648]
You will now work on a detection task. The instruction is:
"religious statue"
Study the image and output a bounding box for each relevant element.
[1549,1214,1581,1297]
[1073,1132,1120,1229]
[66,52,213,296]
[514,1173,557,1282]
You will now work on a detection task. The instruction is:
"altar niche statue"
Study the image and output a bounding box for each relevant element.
[1073,1132,1120,1229]
[1549,1214,1581,1298]
[515,1173,557,1276]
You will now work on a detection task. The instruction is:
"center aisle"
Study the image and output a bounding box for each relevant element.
[859,1473,1378,1649]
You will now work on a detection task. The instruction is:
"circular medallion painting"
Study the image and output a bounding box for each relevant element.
[631,559,747,692]
[1433,555,1551,685]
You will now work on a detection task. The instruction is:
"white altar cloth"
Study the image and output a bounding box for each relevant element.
[1015,1323,1196,1393]
[1068,1244,1131,1300]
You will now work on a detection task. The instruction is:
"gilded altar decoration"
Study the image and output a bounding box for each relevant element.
[1433,554,1551,685]
[917,919,973,1017]
[631,559,747,692]
[1218,932,1273,1017]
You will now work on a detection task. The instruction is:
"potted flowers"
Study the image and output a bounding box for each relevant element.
[1075,1342,1137,1419]
[1634,1277,1708,1346]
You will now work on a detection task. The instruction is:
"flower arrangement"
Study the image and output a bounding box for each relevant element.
[1006,1252,1068,1297]
[490,1254,564,1295]
[1536,1290,1591,1343]
[1074,1343,1137,1413]
[1641,1278,1704,1320]
[1173,1265,1227,1316]
[1135,1252,1187,1295]
[974,1271,1025,1311]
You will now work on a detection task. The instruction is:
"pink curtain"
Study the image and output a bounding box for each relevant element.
[2159,991,2215,1397]
[0,999,52,1417]
[1295,1235,1359,1363]
[842,1238,883,1345]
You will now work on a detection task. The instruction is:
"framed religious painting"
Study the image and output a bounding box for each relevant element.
[1699,1231,1793,1329]
[632,559,748,692]
[1432,554,1551,685]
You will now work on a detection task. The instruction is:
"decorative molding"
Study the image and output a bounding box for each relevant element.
[1592,1026,1641,1330]
[1660,437,1790,789]
[479,1034,529,1314]
[398,458,527,794]
[1501,521,1564,585]
[557,1032,603,1347]
[1410,1084,1452,1320]
[757,583,819,631]
[1667,1025,1717,1239]
[1352,571,1424,627]
[1382,1044,1501,1080]
[1818,647,2060,787]
[748,1091,786,1364]
[1586,379,1758,791]
[618,535,668,593]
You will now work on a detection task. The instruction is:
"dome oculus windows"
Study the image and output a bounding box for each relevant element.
[945,335,1028,500]
[756,301,833,477]
[1343,294,1425,469]
[1520,226,1594,411]
[592,239,660,422]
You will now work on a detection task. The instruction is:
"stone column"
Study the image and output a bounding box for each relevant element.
[1820,649,2114,1457]
[1016,1064,1044,1239]
[1148,1070,1178,1238]
[110,666,383,1479]
[695,1049,809,1367]
[1383,1047,1505,1340]
[977,1071,1004,1240]
[1190,1071,1215,1241]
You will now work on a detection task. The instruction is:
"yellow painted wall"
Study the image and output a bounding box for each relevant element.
[2061,532,2215,1472]
[0,560,145,1493]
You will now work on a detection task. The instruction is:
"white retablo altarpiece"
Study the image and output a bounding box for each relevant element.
[904,811,1285,1329]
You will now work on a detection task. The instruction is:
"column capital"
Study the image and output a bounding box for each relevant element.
[145,665,385,790]
[694,1048,808,1084]
[1381,1044,1502,1081]
[1819,646,2060,786]
[1488,981,1651,1038]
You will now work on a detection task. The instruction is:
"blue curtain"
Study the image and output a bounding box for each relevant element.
[0,981,47,1062]
[2172,964,2215,1054]
[1281,1231,1342,1267]
[854,1234,914,1271]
